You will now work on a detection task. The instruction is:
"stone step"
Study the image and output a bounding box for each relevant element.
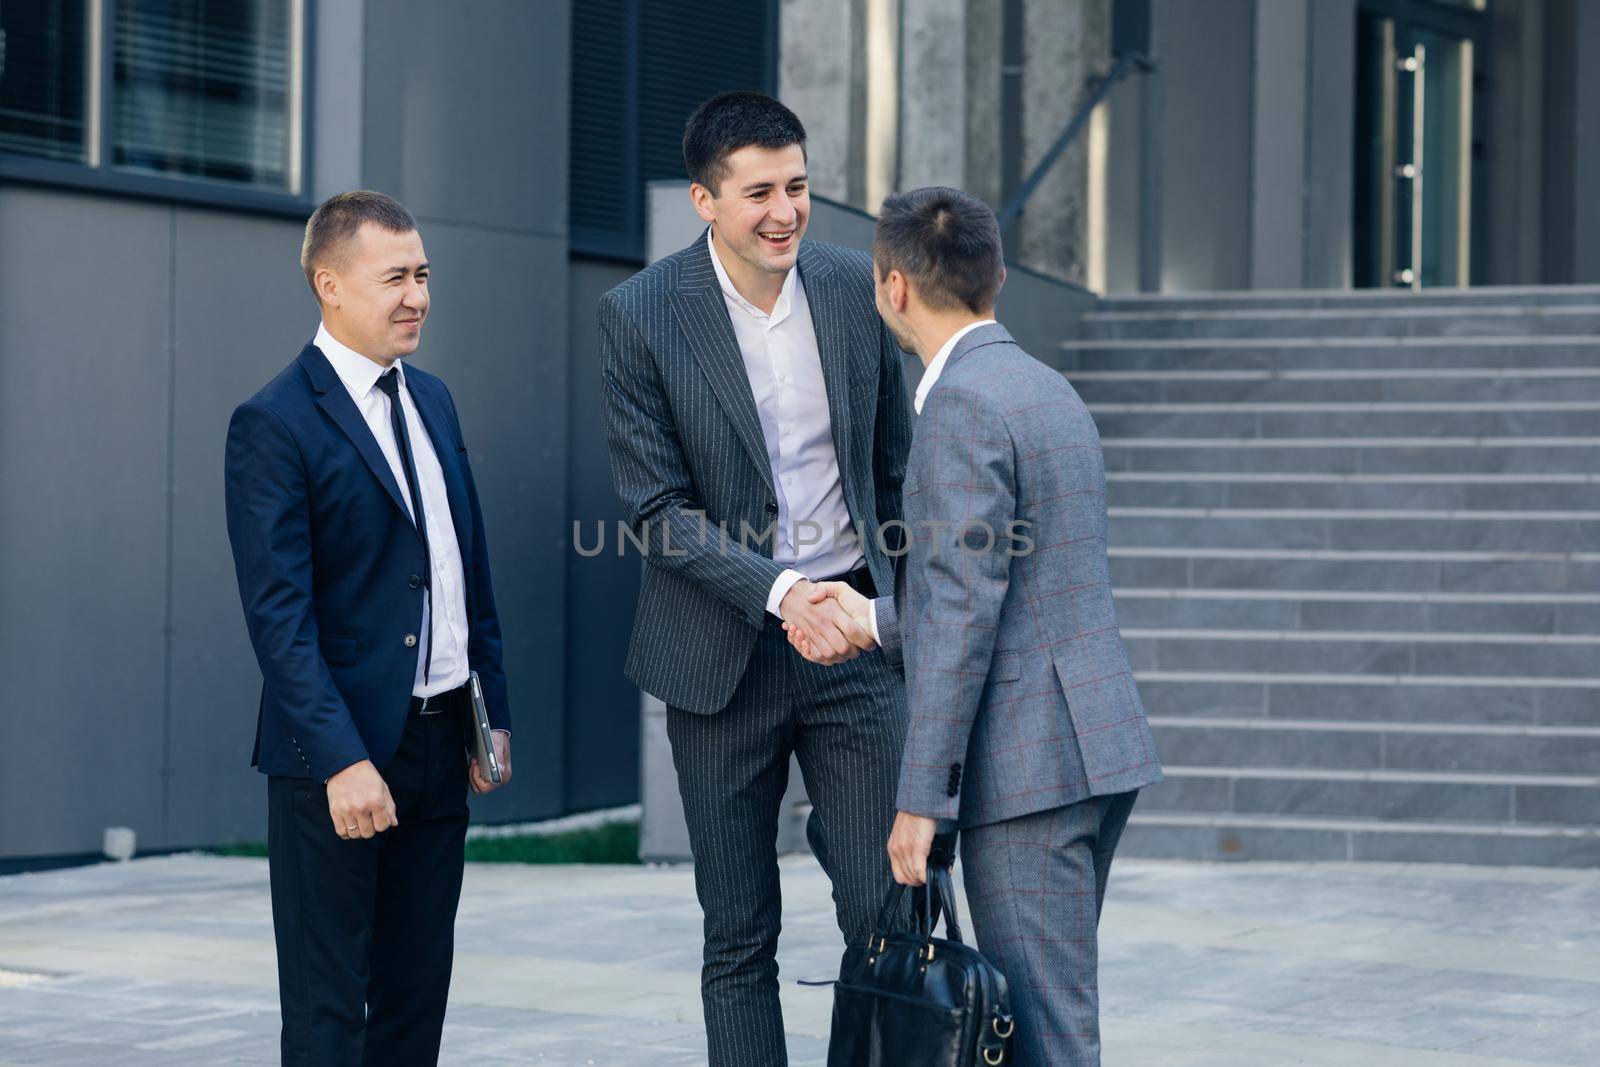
[1107,510,1600,552]
[1093,405,1600,440]
[1133,674,1598,727]
[1058,336,1600,374]
[1075,377,1600,406]
[1095,284,1600,314]
[1107,546,1600,595]
[1125,628,1600,679]
[1080,305,1600,341]
[1106,472,1600,511]
[1117,811,1600,867]
[1141,767,1600,825]
[1112,589,1600,635]
[1101,437,1600,473]
[1147,716,1600,775]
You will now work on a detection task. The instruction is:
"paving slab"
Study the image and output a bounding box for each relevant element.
[0,855,1596,1065]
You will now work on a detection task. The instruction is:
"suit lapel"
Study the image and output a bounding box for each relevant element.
[299,345,412,522]
[406,373,475,556]
[796,244,855,489]
[670,237,776,493]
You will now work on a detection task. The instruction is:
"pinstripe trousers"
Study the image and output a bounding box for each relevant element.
[960,791,1139,1067]
[667,618,908,1067]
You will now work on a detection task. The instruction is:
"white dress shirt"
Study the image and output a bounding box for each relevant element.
[707,230,864,617]
[314,323,471,697]
[867,318,998,642]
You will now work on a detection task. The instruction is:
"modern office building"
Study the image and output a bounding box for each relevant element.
[1,0,1595,865]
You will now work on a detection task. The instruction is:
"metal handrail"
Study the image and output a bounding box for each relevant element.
[994,51,1152,232]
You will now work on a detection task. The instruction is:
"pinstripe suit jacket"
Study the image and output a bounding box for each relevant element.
[599,234,915,713]
[876,324,1162,827]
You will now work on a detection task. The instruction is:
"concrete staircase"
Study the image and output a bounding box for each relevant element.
[1061,286,1600,867]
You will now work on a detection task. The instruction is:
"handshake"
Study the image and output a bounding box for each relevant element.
[780,579,876,665]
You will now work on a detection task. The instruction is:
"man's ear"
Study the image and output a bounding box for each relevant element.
[889,270,911,314]
[314,266,340,309]
[689,182,717,225]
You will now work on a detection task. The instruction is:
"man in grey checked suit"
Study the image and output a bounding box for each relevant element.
[792,187,1163,1065]
[598,92,914,1065]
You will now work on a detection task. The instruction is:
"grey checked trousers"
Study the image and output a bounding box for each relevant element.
[960,791,1139,1067]
[667,618,907,1067]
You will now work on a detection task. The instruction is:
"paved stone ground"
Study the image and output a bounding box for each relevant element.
[0,854,1596,1065]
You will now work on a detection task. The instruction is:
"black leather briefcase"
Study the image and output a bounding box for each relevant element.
[821,862,1014,1066]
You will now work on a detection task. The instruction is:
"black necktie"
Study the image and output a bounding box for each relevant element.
[376,367,432,682]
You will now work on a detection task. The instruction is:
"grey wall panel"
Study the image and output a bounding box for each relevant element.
[565,257,642,812]
[0,190,172,857]
[310,0,365,202]
[1572,0,1600,282]
[1157,0,1253,291]
[1250,0,1309,289]
[407,224,571,822]
[361,0,569,238]
[1303,0,1355,289]
[1102,75,1146,295]
[168,209,314,849]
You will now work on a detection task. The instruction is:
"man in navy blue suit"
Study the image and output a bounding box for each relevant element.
[225,190,512,1067]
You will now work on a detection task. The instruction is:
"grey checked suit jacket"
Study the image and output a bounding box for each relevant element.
[600,234,915,713]
[876,324,1162,827]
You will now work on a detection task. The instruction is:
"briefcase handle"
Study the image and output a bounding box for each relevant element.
[870,862,965,947]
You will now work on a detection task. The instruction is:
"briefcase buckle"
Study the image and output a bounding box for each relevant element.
[993,1014,1014,1038]
[983,1048,1006,1065]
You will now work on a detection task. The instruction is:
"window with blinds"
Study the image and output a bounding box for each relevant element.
[112,0,298,191]
[570,0,777,261]
[0,0,90,162]
[0,0,302,197]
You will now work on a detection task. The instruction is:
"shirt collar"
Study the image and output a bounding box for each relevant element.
[314,321,400,401]
[914,319,997,414]
[707,227,797,324]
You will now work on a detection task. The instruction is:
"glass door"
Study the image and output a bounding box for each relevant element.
[1354,3,1486,288]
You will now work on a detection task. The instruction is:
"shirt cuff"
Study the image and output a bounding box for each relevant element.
[767,569,808,619]
[868,599,881,644]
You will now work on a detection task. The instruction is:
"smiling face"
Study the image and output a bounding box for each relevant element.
[314,222,430,364]
[691,143,810,286]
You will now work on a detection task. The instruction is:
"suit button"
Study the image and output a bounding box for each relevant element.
[765,502,778,515]
[403,633,418,648]
[408,575,422,589]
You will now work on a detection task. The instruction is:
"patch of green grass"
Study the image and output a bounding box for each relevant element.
[466,820,641,865]
[210,841,269,858]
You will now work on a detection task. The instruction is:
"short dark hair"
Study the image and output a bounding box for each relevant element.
[300,190,417,296]
[682,91,807,194]
[874,187,1004,314]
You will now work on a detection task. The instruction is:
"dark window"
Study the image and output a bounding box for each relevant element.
[570,0,777,261]
[113,0,299,191]
[0,0,89,162]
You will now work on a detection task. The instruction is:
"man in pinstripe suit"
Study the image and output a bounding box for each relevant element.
[598,92,914,1066]
[792,188,1164,1065]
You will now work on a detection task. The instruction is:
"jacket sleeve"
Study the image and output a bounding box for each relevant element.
[445,391,512,734]
[896,385,1017,821]
[873,320,915,532]
[225,401,368,782]
[599,289,785,628]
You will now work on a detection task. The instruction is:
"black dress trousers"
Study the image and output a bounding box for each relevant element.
[267,707,470,1067]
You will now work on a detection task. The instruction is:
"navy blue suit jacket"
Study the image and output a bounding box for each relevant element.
[225,343,510,781]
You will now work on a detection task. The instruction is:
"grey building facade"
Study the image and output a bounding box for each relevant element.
[2,0,1596,864]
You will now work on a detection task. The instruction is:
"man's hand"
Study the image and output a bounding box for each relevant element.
[783,581,874,664]
[326,760,398,840]
[887,811,938,886]
[780,579,876,665]
[470,730,513,794]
